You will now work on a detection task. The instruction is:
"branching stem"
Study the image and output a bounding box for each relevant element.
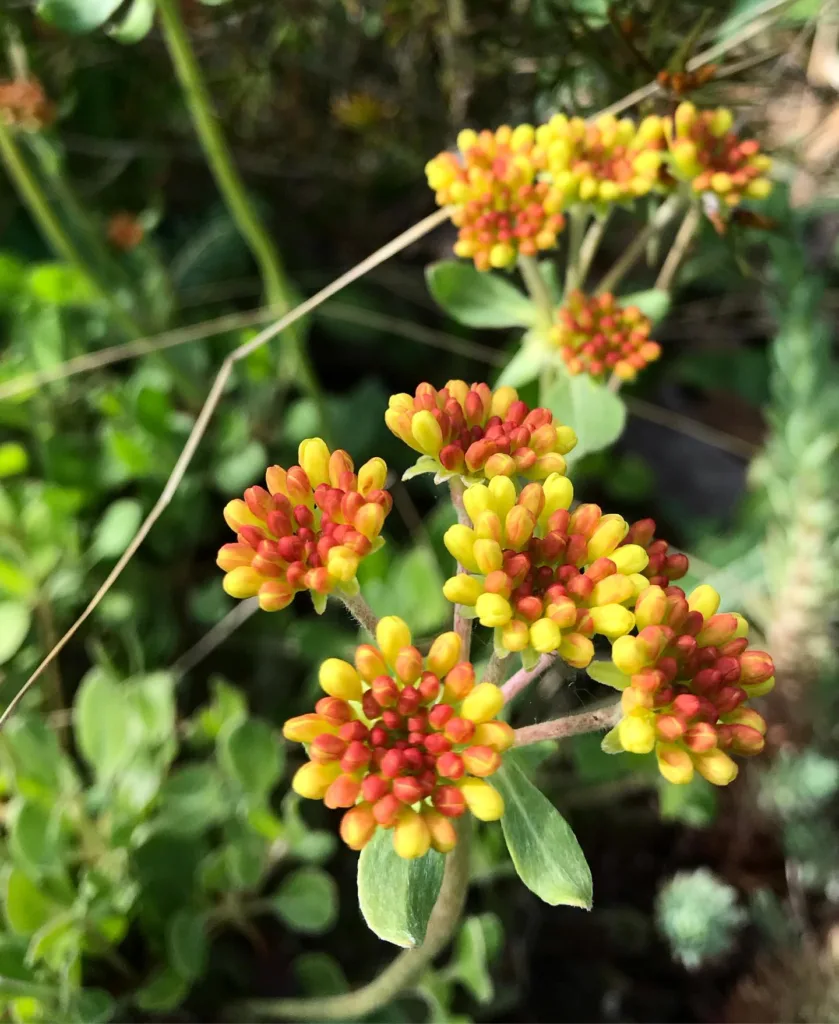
[500,653,556,702]
[514,701,622,746]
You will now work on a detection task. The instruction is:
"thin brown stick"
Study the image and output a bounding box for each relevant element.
[513,701,621,746]
[171,597,259,678]
[655,204,702,292]
[625,396,759,459]
[0,207,451,731]
[501,653,556,703]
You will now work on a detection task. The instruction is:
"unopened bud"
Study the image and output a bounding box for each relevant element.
[340,805,377,850]
[283,714,332,744]
[298,437,331,487]
[358,457,387,495]
[656,743,695,785]
[475,593,513,627]
[461,682,504,724]
[376,616,412,664]
[292,760,341,799]
[694,749,738,786]
[319,659,362,701]
[393,808,432,859]
[423,808,458,853]
[459,778,504,821]
[427,632,462,678]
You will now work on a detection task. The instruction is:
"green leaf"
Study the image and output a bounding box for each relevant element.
[26,264,97,306]
[90,499,143,560]
[155,764,229,835]
[3,870,58,936]
[26,911,81,971]
[166,910,208,981]
[495,342,548,388]
[9,802,62,872]
[585,660,630,690]
[135,968,189,1012]
[213,440,268,495]
[107,0,154,41]
[358,828,444,947]
[0,560,34,600]
[451,915,499,1004]
[68,988,115,1024]
[217,718,283,801]
[601,726,624,755]
[292,953,348,997]
[0,603,32,666]
[0,717,69,801]
[545,373,626,460]
[620,288,671,323]
[126,672,176,749]
[74,669,139,783]
[426,261,536,329]
[272,868,338,935]
[389,547,448,635]
[0,444,29,479]
[493,752,592,908]
[35,0,124,33]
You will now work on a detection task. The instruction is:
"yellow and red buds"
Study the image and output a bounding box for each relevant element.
[618,519,689,588]
[604,582,774,786]
[217,438,392,613]
[665,102,772,212]
[425,125,565,270]
[386,380,576,485]
[0,78,55,132]
[285,618,509,858]
[550,291,662,382]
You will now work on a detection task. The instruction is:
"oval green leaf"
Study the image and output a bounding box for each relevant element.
[545,372,626,461]
[216,718,283,800]
[272,867,338,935]
[426,261,536,329]
[0,603,32,666]
[166,910,208,981]
[357,828,444,947]
[493,752,592,909]
[35,0,125,34]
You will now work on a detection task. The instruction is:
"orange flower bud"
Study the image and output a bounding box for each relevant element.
[443,663,475,702]
[473,721,515,752]
[423,808,458,853]
[462,745,502,777]
[340,805,377,850]
[558,632,594,668]
[395,646,423,684]
[283,714,332,744]
[656,743,694,785]
[292,760,342,799]
[324,774,362,809]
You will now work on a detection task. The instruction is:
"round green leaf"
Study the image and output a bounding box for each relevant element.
[217,718,283,800]
[0,603,32,666]
[0,444,29,479]
[68,988,115,1024]
[426,261,536,329]
[3,869,58,936]
[585,660,631,690]
[135,967,189,1012]
[166,910,208,981]
[9,802,61,871]
[545,373,626,461]
[292,953,348,997]
[155,764,229,835]
[358,829,444,947]
[0,560,34,600]
[272,868,338,935]
[493,751,592,909]
[495,342,548,388]
[91,499,143,560]
[73,669,140,782]
[35,0,125,34]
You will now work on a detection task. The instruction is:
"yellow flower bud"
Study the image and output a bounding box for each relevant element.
[711,172,732,194]
[745,178,772,199]
[283,714,334,744]
[487,475,517,519]
[589,604,635,639]
[461,682,505,724]
[292,760,341,799]
[530,617,562,654]
[444,524,479,572]
[423,808,458,854]
[694,749,738,786]
[411,410,444,455]
[327,545,360,583]
[656,743,694,785]
[688,584,720,621]
[610,634,648,675]
[443,574,482,606]
[427,631,462,678]
[618,711,656,754]
[355,502,385,541]
[222,566,262,599]
[489,243,515,268]
[590,575,636,607]
[456,128,478,152]
[298,437,331,487]
[474,720,515,752]
[541,473,574,524]
[608,544,649,576]
[475,593,513,628]
[358,457,388,495]
[598,180,621,202]
[742,675,775,699]
[500,619,530,652]
[375,616,412,665]
[474,510,502,543]
[459,778,504,821]
[490,386,518,419]
[223,499,262,532]
[558,633,594,668]
[634,585,668,629]
[463,484,491,525]
[473,539,503,574]
[554,425,577,454]
[319,659,363,701]
[709,107,733,137]
[393,808,432,859]
[587,518,628,560]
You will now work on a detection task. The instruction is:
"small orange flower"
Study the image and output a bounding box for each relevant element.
[0,78,55,131]
[107,213,145,252]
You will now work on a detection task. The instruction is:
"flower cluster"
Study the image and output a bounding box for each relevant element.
[284,618,511,858]
[0,78,55,131]
[217,439,392,612]
[666,102,772,206]
[107,212,145,252]
[604,583,774,785]
[443,474,648,667]
[619,519,689,587]
[385,380,577,485]
[550,291,662,382]
[425,126,566,271]
[531,113,667,208]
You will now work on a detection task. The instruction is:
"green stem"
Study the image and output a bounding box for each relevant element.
[563,206,588,294]
[240,824,472,1021]
[517,254,555,330]
[575,211,611,292]
[654,203,701,292]
[154,0,329,436]
[595,195,684,296]
[0,119,140,338]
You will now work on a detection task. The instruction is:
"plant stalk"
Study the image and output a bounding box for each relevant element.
[500,653,556,702]
[563,206,588,293]
[518,253,555,330]
[654,203,701,292]
[240,823,472,1020]
[338,591,380,638]
[514,701,621,745]
[575,211,611,291]
[595,195,684,295]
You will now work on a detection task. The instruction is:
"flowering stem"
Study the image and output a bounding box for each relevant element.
[518,254,554,330]
[449,478,473,660]
[483,651,507,684]
[563,206,588,294]
[500,653,556,702]
[238,823,472,1021]
[575,211,611,292]
[513,701,622,746]
[154,0,329,438]
[338,592,380,639]
[654,203,702,292]
[595,195,684,296]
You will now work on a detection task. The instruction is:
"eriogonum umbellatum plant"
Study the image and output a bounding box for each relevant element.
[217,98,776,953]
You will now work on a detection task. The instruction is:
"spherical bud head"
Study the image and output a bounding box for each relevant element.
[459,778,504,821]
[419,672,442,704]
[324,774,362,809]
[340,805,377,850]
[298,437,331,488]
[444,525,479,573]
[656,743,695,785]
[373,793,403,827]
[423,808,458,853]
[223,566,262,600]
[394,646,423,685]
[376,616,412,665]
[474,720,515,753]
[411,409,444,456]
[529,617,561,654]
[558,632,595,669]
[589,604,635,640]
[443,574,482,608]
[427,632,462,678]
[433,784,467,818]
[587,518,629,561]
[505,506,536,549]
[590,575,636,608]
[634,585,668,630]
[474,539,504,575]
[611,634,647,676]
[327,545,360,584]
[442,662,475,703]
[444,716,476,745]
[462,744,502,778]
[437,751,466,780]
[687,584,721,621]
[684,722,718,754]
[292,760,341,800]
[392,775,425,804]
[694,749,738,787]
[609,543,650,576]
[309,733,347,763]
[475,592,513,628]
[380,749,406,779]
[461,682,505,725]
[355,502,386,541]
[501,619,530,652]
[358,457,388,496]
[319,659,363,701]
[393,808,432,859]
[283,714,332,744]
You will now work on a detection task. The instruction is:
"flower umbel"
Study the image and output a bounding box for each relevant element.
[604,583,775,785]
[284,618,510,857]
[550,291,662,382]
[425,125,565,270]
[443,475,647,667]
[386,380,577,485]
[217,439,392,612]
